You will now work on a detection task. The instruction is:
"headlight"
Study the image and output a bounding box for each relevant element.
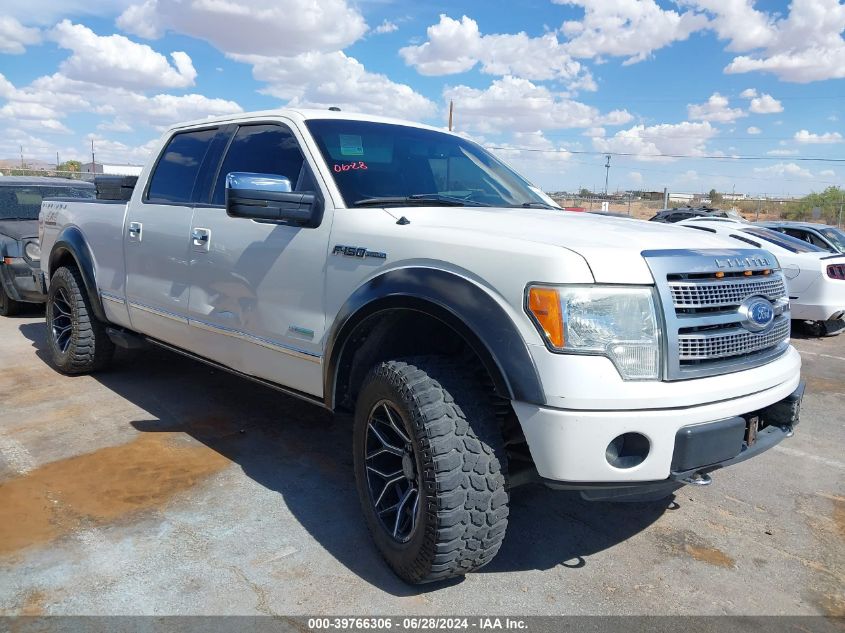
[24,241,41,262]
[527,285,661,380]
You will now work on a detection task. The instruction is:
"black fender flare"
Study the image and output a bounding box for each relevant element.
[323,267,546,409]
[47,226,107,322]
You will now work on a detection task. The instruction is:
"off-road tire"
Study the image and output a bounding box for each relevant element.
[353,357,509,584]
[46,265,114,374]
[0,286,21,316]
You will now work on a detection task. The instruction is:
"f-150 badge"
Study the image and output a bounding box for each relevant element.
[332,245,387,260]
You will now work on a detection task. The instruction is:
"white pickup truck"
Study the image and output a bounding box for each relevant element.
[39,109,803,584]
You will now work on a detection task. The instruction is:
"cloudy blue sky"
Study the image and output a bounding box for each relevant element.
[1,0,843,195]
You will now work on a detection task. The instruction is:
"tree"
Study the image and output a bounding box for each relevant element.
[708,189,723,204]
[784,186,844,224]
[579,187,591,198]
[57,160,82,172]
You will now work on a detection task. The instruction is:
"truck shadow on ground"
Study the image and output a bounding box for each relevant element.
[19,322,671,596]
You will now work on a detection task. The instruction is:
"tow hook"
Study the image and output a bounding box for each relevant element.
[781,426,794,438]
[681,472,712,486]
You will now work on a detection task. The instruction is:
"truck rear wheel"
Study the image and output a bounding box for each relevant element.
[0,286,21,317]
[46,266,114,374]
[353,357,509,584]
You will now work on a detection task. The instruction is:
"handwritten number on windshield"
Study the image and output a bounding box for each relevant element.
[333,162,368,173]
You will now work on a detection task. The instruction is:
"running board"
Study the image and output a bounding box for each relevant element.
[144,337,328,410]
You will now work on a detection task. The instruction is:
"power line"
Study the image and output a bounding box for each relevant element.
[487,145,845,163]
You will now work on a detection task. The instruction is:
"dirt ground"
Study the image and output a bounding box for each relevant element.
[0,312,843,616]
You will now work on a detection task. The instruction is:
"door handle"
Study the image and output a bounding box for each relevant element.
[128,222,142,241]
[192,228,211,251]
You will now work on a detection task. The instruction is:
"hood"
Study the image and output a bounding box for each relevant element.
[0,219,38,241]
[395,207,752,283]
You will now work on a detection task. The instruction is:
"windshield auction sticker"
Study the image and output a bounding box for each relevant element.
[339,134,364,156]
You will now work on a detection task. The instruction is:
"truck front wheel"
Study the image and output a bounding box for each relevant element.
[353,357,509,584]
[46,266,114,374]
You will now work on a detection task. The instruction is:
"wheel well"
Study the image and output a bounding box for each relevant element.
[335,309,467,412]
[49,249,77,278]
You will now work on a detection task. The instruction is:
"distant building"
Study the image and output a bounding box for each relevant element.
[82,162,142,176]
[721,193,748,201]
[668,192,695,203]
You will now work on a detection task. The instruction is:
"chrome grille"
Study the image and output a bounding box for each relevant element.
[643,249,791,380]
[670,277,785,309]
[678,317,790,361]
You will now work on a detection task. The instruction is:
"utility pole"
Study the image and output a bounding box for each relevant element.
[604,154,611,195]
[20,145,24,169]
[448,100,454,132]
[56,152,60,170]
[91,138,96,173]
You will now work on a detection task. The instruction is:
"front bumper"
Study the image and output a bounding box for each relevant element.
[0,257,46,303]
[512,375,802,488]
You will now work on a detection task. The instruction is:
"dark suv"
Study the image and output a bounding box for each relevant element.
[650,206,732,223]
[0,177,95,315]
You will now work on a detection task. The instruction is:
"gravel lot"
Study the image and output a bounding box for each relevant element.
[0,311,842,616]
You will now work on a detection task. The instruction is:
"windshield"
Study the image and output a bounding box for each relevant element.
[819,227,845,251]
[0,185,94,220]
[305,119,556,209]
[740,227,826,253]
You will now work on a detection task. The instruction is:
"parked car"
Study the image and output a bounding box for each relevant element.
[679,217,845,335]
[759,221,845,254]
[40,109,803,584]
[0,177,94,315]
[650,206,736,223]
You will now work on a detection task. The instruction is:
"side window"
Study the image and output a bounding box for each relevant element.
[212,124,309,205]
[147,128,217,203]
[807,233,830,249]
[783,228,809,242]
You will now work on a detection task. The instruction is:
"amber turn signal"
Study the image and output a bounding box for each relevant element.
[528,287,564,348]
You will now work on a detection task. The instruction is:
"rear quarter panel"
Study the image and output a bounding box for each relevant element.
[40,199,131,326]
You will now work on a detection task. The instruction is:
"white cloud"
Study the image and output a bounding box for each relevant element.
[753,162,813,179]
[400,14,591,86]
[0,16,41,54]
[98,118,133,133]
[373,20,398,35]
[740,88,758,98]
[794,129,844,144]
[86,133,158,164]
[50,20,196,90]
[117,0,367,56]
[819,169,836,177]
[559,0,708,65]
[233,51,435,120]
[767,148,799,156]
[628,171,643,184]
[747,126,761,135]
[749,93,783,114]
[686,0,775,51]
[687,93,746,123]
[720,0,845,82]
[441,76,631,135]
[0,71,242,137]
[592,121,718,162]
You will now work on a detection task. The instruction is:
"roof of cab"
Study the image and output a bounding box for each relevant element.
[167,108,450,136]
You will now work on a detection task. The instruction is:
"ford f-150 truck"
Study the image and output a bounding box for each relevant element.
[39,109,803,584]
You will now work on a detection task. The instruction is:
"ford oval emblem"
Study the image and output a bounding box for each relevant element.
[739,297,775,332]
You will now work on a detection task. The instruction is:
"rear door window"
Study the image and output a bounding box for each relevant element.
[211,124,310,205]
[146,128,217,203]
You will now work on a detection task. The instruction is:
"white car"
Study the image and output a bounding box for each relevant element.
[679,217,845,334]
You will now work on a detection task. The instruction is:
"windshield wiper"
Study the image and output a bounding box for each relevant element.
[509,202,558,210]
[353,194,489,208]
